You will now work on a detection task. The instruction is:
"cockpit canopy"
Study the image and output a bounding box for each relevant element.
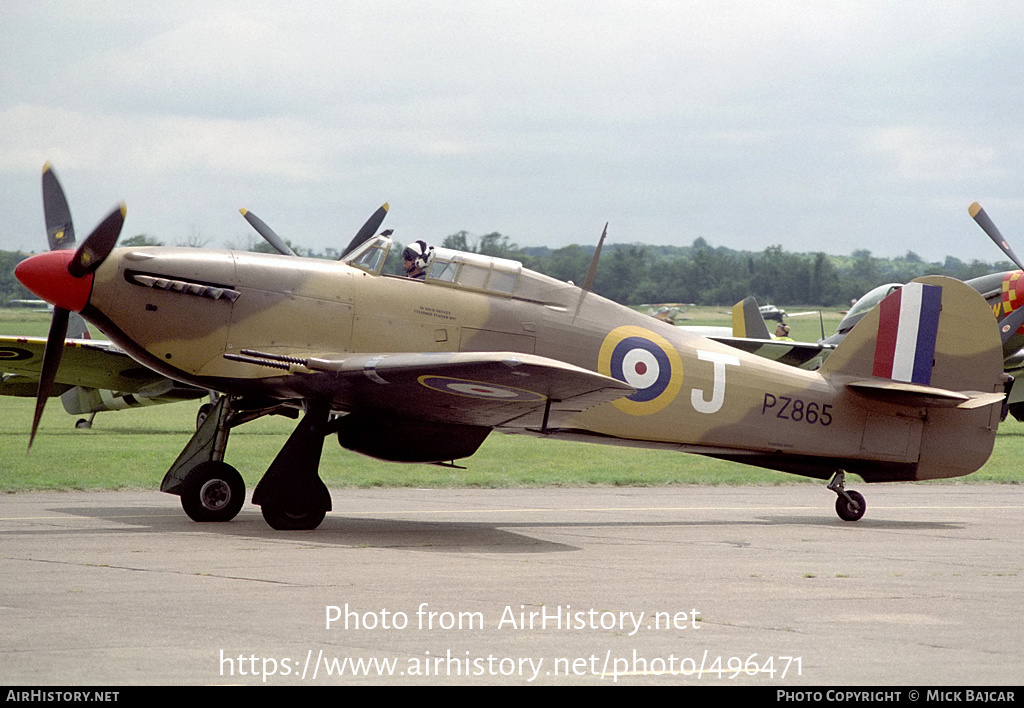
[423,248,520,294]
[836,282,902,335]
[343,233,392,274]
[343,233,522,297]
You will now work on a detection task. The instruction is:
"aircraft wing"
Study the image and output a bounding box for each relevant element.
[705,336,833,369]
[0,336,180,393]
[230,350,636,428]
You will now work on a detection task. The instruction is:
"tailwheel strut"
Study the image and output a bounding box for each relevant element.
[827,470,866,522]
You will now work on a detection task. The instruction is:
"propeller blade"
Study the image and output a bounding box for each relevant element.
[42,164,76,251]
[969,202,1024,271]
[239,209,297,256]
[29,306,70,450]
[341,203,389,258]
[68,204,126,277]
[999,303,1024,345]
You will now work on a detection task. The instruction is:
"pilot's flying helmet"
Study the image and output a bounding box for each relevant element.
[402,240,433,270]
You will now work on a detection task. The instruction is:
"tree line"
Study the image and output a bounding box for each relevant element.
[0,233,1013,308]
[438,232,1011,307]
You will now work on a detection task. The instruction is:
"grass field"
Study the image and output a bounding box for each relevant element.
[2,306,1021,491]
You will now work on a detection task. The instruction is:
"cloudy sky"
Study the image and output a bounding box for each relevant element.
[1,1,1021,262]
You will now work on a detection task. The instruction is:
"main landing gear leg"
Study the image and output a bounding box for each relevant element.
[827,470,866,522]
[160,395,245,522]
[251,401,333,531]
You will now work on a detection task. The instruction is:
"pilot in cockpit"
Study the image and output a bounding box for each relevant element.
[402,240,433,280]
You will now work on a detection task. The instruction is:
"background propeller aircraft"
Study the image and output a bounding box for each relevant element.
[638,303,689,326]
[0,313,208,429]
[14,168,1009,530]
[714,203,1024,420]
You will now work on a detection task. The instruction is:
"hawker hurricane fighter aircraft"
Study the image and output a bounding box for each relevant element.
[15,176,1008,530]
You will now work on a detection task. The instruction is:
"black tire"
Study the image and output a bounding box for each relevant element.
[835,490,866,522]
[180,461,245,522]
[260,503,327,531]
[1009,402,1024,423]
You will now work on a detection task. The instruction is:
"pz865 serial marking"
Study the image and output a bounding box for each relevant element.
[761,393,833,426]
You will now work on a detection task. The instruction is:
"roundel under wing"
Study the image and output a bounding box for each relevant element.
[418,375,547,402]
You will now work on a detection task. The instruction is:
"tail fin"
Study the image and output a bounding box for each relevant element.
[820,275,1005,479]
[731,297,771,339]
[821,276,1003,396]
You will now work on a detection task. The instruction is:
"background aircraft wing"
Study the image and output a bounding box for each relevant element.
[228,350,635,428]
[0,336,180,393]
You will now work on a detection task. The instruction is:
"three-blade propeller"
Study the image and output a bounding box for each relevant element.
[28,166,125,448]
[28,168,387,447]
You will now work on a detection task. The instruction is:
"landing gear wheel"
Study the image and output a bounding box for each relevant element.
[835,490,866,522]
[180,461,245,522]
[260,503,327,531]
[1009,402,1024,423]
[75,418,92,429]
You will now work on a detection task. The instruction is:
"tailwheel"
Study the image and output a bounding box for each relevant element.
[180,461,245,522]
[260,503,327,531]
[826,470,867,522]
[835,490,866,522]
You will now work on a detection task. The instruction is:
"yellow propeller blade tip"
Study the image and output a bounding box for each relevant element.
[239,208,249,216]
[969,202,982,217]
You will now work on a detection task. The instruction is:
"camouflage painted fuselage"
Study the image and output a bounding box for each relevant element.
[81,247,1004,483]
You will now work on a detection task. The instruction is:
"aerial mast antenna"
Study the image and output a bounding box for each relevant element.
[581,222,608,293]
